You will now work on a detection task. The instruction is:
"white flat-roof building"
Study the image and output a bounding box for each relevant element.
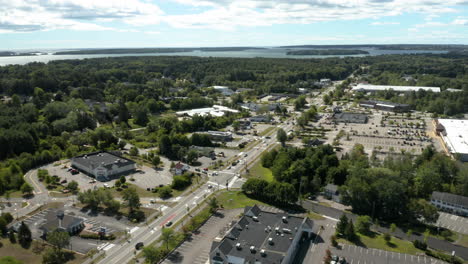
[351,84,440,93]
[436,119,468,162]
[176,105,239,117]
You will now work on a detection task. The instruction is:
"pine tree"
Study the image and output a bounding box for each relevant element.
[18,222,32,248]
[336,214,348,236]
[344,220,356,241]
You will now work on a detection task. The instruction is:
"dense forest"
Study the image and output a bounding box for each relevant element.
[0,54,467,196]
[246,144,468,222]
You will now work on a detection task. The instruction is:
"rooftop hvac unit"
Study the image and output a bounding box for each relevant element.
[268,237,274,245]
[282,216,288,223]
[252,216,258,222]
[260,249,266,257]
[236,243,241,250]
[275,227,280,232]
[282,228,292,234]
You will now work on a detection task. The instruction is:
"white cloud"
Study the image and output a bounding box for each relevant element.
[452,18,468,25]
[164,0,467,30]
[0,0,163,33]
[371,21,400,25]
[145,31,161,35]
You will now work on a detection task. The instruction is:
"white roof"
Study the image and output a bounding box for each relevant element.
[438,119,468,155]
[352,84,440,93]
[176,105,239,117]
[213,85,229,90]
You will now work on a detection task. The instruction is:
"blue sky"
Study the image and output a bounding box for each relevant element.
[0,0,467,49]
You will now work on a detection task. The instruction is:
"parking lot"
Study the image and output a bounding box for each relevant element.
[162,208,242,264]
[332,244,447,264]
[43,161,173,192]
[436,212,468,235]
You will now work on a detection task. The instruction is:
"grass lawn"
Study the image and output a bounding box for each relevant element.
[455,233,468,248]
[0,239,86,264]
[338,232,424,255]
[307,211,325,220]
[216,191,267,210]
[259,126,276,136]
[247,161,274,182]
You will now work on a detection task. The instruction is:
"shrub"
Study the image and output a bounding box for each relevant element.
[413,240,427,250]
[426,250,463,264]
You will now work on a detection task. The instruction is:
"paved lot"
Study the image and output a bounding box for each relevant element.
[436,212,468,235]
[131,165,173,190]
[162,208,242,264]
[332,244,447,264]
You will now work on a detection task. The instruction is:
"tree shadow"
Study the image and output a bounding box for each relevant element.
[166,251,184,262]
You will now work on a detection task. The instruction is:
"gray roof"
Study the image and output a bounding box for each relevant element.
[244,204,261,216]
[71,151,135,170]
[360,100,410,108]
[40,209,84,233]
[211,205,313,264]
[432,192,468,207]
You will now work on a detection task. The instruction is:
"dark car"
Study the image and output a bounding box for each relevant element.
[135,242,144,250]
[165,221,173,227]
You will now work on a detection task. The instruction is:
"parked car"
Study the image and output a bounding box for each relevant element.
[135,242,144,250]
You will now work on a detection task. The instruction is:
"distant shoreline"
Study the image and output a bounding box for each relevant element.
[54,47,266,55]
[286,49,369,55]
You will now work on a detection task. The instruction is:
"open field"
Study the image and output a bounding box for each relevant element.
[216,190,267,210]
[338,232,424,255]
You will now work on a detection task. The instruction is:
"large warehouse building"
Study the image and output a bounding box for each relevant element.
[351,84,441,93]
[71,152,136,181]
[435,119,468,162]
[209,205,313,264]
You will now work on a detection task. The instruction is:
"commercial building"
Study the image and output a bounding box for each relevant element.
[240,102,281,112]
[172,162,190,175]
[213,86,235,96]
[40,209,84,237]
[71,151,136,181]
[202,131,233,142]
[249,115,271,123]
[359,100,411,112]
[210,205,313,264]
[435,119,468,162]
[431,192,468,217]
[176,105,239,117]
[351,84,441,93]
[333,112,368,124]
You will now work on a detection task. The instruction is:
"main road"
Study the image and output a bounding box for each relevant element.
[95,117,296,264]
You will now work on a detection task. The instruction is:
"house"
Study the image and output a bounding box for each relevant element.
[39,209,84,237]
[430,191,468,216]
[71,151,136,181]
[209,205,313,264]
[324,184,341,203]
[333,112,368,124]
[172,162,190,175]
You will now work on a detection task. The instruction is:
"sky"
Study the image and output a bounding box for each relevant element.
[0,0,467,50]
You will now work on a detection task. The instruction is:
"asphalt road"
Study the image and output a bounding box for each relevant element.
[302,201,468,261]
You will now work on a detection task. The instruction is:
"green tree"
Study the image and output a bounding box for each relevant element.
[122,187,140,210]
[66,180,79,193]
[143,246,163,264]
[20,182,33,195]
[336,214,348,236]
[344,220,356,240]
[18,222,32,248]
[390,223,397,233]
[152,155,161,168]
[383,233,391,244]
[208,197,219,213]
[161,228,174,250]
[355,215,372,235]
[120,176,127,184]
[232,121,240,132]
[47,229,70,252]
[158,186,173,199]
[186,150,198,165]
[9,231,16,243]
[277,128,287,146]
[129,146,139,156]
